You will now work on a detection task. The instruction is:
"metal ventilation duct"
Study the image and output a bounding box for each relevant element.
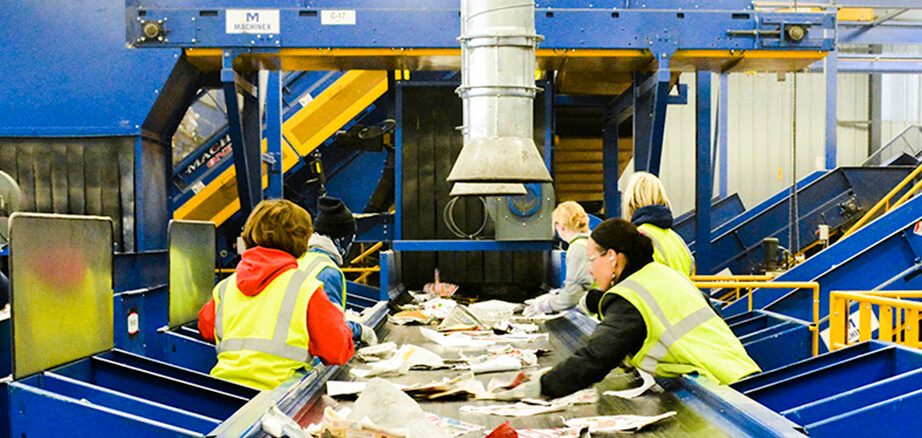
[448,0,552,190]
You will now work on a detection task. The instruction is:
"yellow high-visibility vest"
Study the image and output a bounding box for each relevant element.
[600,263,760,384]
[638,223,696,276]
[211,269,322,390]
[298,251,345,310]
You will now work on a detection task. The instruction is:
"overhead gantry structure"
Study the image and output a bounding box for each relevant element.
[126,0,834,273]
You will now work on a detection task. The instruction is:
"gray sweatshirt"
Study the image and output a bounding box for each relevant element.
[549,231,595,311]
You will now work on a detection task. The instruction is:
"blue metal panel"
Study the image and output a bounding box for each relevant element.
[701,167,913,277]
[673,194,745,244]
[732,342,886,393]
[0,1,177,136]
[115,251,169,292]
[741,324,813,373]
[743,348,903,412]
[114,286,169,358]
[355,213,392,243]
[9,381,203,438]
[726,185,922,320]
[346,281,385,309]
[783,367,922,427]
[103,350,256,399]
[392,240,553,251]
[88,356,247,419]
[695,71,713,274]
[128,6,835,52]
[41,372,221,433]
[164,330,219,375]
[802,385,922,437]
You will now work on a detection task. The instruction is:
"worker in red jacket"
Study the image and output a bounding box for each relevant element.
[198,199,354,390]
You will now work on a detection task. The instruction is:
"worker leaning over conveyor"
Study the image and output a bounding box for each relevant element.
[197,199,354,390]
[298,196,378,346]
[503,218,760,399]
[624,172,695,276]
[524,201,595,316]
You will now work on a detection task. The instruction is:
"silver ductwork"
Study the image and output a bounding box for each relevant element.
[447,0,552,192]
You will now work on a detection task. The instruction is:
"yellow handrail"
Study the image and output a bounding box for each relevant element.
[693,275,775,303]
[350,242,384,265]
[842,163,922,238]
[829,290,922,351]
[695,280,821,356]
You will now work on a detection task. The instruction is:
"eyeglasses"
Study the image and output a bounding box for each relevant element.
[587,252,604,263]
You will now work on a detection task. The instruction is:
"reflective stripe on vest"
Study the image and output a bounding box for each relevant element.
[299,252,346,310]
[215,270,313,363]
[600,264,759,383]
[602,278,717,374]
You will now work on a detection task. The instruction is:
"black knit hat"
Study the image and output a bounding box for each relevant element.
[314,197,356,238]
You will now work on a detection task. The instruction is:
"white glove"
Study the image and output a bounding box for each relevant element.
[547,288,561,297]
[493,380,542,401]
[523,294,554,317]
[360,324,378,345]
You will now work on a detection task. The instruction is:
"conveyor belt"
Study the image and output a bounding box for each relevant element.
[293,313,732,436]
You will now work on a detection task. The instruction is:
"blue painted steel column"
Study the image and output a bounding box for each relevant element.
[394,77,403,240]
[825,50,838,169]
[544,76,554,171]
[221,51,262,219]
[695,71,713,275]
[718,73,729,198]
[603,119,621,219]
[265,71,283,199]
[633,70,672,176]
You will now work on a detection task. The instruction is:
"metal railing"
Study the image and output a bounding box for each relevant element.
[691,275,776,303]
[694,279,821,356]
[841,162,922,239]
[829,290,922,351]
[348,242,384,285]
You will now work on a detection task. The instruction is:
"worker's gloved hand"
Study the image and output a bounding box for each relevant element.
[523,293,554,317]
[359,324,378,345]
[547,288,561,297]
[493,380,542,401]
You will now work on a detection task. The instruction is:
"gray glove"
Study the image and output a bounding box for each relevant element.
[359,324,378,345]
[523,293,555,317]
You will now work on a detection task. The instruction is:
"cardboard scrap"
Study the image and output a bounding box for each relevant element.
[563,411,677,433]
[391,310,434,325]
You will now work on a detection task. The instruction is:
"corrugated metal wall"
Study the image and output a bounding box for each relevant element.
[0,138,135,251]
[629,72,869,215]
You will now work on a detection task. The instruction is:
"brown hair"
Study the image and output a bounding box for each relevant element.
[552,201,590,232]
[241,199,313,258]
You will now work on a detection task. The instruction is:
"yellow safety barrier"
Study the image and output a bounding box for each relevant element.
[829,291,922,351]
[695,280,821,356]
[842,163,922,239]
[692,275,775,303]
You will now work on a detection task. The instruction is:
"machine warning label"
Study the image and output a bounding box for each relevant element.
[321,10,356,25]
[914,221,922,236]
[226,10,280,34]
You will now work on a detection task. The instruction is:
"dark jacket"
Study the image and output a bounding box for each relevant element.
[540,266,649,399]
[631,204,674,229]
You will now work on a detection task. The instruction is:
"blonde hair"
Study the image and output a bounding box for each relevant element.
[623,172,671,219]
[552,201,590,232]
[241,199,313,258]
